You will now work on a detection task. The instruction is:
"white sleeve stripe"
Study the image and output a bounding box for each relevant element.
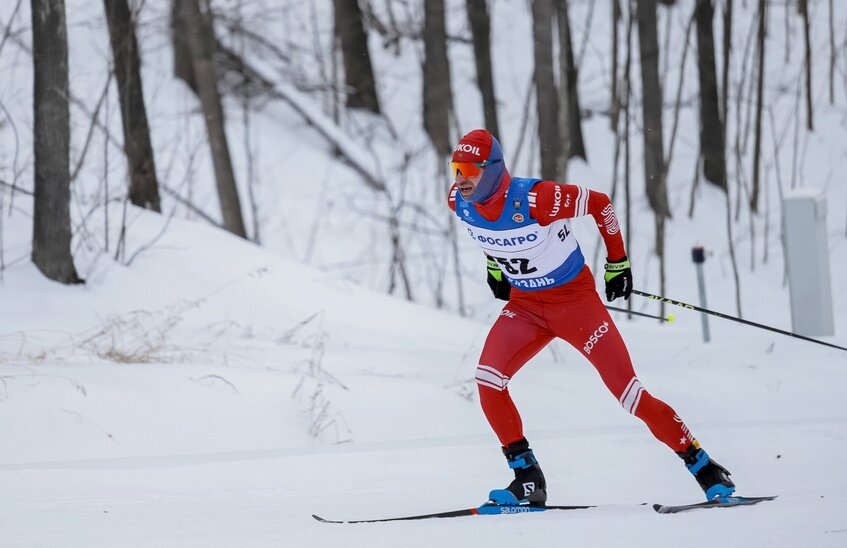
[629,388,644,415]
[576,186,589,217]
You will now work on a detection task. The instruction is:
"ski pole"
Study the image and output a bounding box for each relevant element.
[632,289,847,352]
[606,305,674,323]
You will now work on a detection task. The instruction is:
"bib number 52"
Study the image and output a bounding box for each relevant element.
[493,257,537,275]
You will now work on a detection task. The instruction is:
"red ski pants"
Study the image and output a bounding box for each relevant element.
[476,267,694,453]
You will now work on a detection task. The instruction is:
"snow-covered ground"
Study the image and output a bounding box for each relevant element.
[3,0,847,546]
[1,198,847,546]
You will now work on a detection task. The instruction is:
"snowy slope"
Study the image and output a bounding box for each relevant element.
[2,199,847,547]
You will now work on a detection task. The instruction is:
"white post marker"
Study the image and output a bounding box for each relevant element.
[782,190,834,337]
[691,246,710,343]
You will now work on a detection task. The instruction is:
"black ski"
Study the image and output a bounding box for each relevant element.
[653,495,777,514]
[312,503,594,524]
[313,495,776,523]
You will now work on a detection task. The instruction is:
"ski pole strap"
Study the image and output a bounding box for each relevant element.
[632,289,847,353]
[486,256,504,281]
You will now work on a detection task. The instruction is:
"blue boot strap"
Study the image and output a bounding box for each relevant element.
[508,450,538,470]
[686,449,710,475]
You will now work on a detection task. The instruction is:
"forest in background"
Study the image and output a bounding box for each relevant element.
[1,0,846,321]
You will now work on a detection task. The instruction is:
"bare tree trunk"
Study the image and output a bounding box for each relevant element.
[176,0,247,237]
[624,1,635,315]
[636,0,668,309]
[725,181,743,316]
[233,1,260,243]
[466,0,499,137]
[721,0,732,143]
[531,0,562,180]
[799,0,813,130]
[732,15,756,221]
[750,0,766,213]
[556,0,587,164]
[447,210,466,316]
[556,1,570,178]
[422,0,454,156]
[574,0,597,69]
[333,0,380,113]
[30,0,81,284]
[694,0,727,191]
[829,0,835,104]
[660,0,672,87]
[688,154,701,218]
[387,207,413,301]
[610,0,622,131]
[511,76,535,169]
[636,0,668,218]
[667,12,696,199]
[171,0,196,94]
[104,0,162,212]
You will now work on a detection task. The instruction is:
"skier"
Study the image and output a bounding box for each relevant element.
[448,129,735,505]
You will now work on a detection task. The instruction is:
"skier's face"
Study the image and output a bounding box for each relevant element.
[454,168,484,200]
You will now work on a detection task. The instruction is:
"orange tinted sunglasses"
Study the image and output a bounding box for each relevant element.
[451,159,501,178]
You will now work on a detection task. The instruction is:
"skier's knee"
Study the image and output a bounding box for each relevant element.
[475,364,510,391]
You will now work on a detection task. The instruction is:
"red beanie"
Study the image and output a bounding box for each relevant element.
[452,129,494,163]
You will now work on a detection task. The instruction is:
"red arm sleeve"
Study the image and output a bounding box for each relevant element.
[529,181,627,261]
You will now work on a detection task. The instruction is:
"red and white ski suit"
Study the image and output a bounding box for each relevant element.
[449,175,695,452]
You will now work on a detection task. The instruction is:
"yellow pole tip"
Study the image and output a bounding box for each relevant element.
[667,313,675,323]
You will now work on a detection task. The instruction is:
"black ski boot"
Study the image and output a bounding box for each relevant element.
[678,442,735,500]
[488,438,547,505]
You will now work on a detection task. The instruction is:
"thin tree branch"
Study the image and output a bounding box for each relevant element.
[70,74,113,182]
[0,0,23,56]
